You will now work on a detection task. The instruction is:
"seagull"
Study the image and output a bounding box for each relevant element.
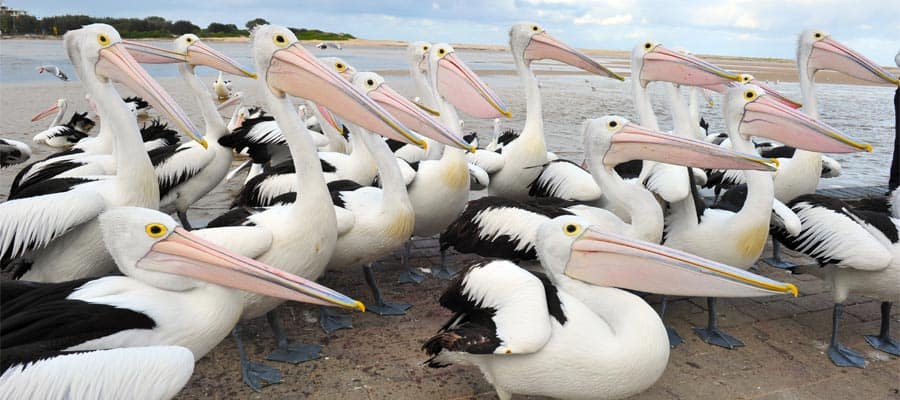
[36,65,69,81]
[316,42,343,50]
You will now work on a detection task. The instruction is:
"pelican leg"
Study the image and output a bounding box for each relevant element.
[864,302,900,356]
[364,263,411,315]
[177,210,193,231]
[763,239,797,270]
[265,309,322,364]
[828,303,866,367]
[398,241,426,284]
[431,248,458,280]
[319,306,353,335]
[693,298,744,349]
[659,296,683,348]
[232,324,282,391]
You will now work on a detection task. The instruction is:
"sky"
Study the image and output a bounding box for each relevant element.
[14,0,900,64]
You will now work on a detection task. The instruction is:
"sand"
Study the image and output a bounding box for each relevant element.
[1,50,898,399]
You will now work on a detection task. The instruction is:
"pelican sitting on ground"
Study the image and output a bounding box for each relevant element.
[482,22,623,202]
[0,207,363,396]
[0,24,205,282]
[316,41,343,50]
[36,64,68,81]
[198,25,431,390]
[213,71,232,101]
[662,84,871,348]
[0,138,31,168]
[31,99,96,148]
[425,215,797,400]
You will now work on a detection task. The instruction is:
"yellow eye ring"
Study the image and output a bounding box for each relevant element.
[608,120,618,129]
[744,90,757,101]
[335,62,346,72]
[438,48,445,56]
[97,34,110,46]
[366,79,375,86]
[644,42,652,50]
[814,32,823,39]
[563,223,582,236]
[532,25,539,32]
[273,34,288,47]
[423,45,429,51]
[145,223,168,238]
[185,37,193,43]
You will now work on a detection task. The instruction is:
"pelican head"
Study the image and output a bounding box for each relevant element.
[99,207,365,312]
[252,24,418,145]
[724,83,871,153]
[352,71,472,150]
[799,29,898,85]
[31,98,67,122]
[584,116,777,172]
[510,22,623,80]
[535,215,798,298]
[319,56,358,80]
[633,41,742,89]
[427,43,511,121]
[64,24,205,146]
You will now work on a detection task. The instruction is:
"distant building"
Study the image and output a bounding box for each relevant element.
[0,1,28,17]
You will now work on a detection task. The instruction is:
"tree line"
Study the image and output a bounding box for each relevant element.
[0,14,355,40]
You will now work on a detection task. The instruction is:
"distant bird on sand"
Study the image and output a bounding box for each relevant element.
[36,65,69,81]
[316,42,343,50]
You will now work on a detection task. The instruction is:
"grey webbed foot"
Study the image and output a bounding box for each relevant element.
[319,306,353,334]
[365,263,412,315]
[827,342,865,368]
[864,335,900,356]
[693,298,744,349]
[667,326,683,348]
[241,360,283,391]
[398,267,426,284]
[266,344,322,364]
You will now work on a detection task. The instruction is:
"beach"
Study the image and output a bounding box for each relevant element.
[1,40,899,399]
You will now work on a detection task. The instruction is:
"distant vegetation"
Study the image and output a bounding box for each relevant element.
[0,14,356,40]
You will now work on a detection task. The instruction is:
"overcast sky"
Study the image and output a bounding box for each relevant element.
[16,0,900,64]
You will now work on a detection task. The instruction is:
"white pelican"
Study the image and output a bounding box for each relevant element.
[31,99,95,148]
[197,25,432,388]
[316,41,343,50]
[398,42,504,282]
[0,138,31,168]
[440,116,777,260]
[482,23,622,202]
[663,84,871,348]
[36,64,68,81]
[0,24,205,282]
[425,215,797,400]
[1,346,194,400]
[135,34,256,229]
[213,70,232,101]
[0,207,363,394]
[770,194,898,368]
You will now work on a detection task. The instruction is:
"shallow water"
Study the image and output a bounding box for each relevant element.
[0,39,894,190]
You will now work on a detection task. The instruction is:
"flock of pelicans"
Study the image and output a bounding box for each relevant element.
[0,21,898,400]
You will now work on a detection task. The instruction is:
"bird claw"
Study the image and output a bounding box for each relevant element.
[368,301,412,316]
[319,307,353,335]
[864,334,900,356]
[241,361,282,392]
[827,343,866,368]
[266,343,322,364]
[693,326,744,349]
[398,267,426,284]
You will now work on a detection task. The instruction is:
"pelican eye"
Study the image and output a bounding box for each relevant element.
[185,37,193,43]
[608,120,618,128]
[423,45,429,51]
[438,48,446,56]
[532,25,539,32]
[644,42,652,50]
[145,223,168,238]
[366,79,375,86]
[814,32,822,39]
[273,34,288,47]
[97,34,110,46]
[563,223,582,236]
[335,62,346,72]
[744,90,758,101]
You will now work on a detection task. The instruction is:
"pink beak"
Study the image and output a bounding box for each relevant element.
[185,41,256,78]
[138,227,365,311]
[602,121,778,171]
[566,227,798,298]
[369,80,473,151]
[31,103,60,122]
[525,31,624,81]
[437,52,511,119]
[809,37,899,85]
[641,45,742,88]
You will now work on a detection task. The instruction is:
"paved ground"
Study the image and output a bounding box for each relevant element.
[175,236,900,400]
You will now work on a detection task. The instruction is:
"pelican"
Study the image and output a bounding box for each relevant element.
[31,99,95,148]
[134,34,256,229]
[425,215,797,400]
[0,207,363,396]
[0,24,205,281]
[0,138,31,168]
[482,22,622,202]
[36,64,68,81]
[1,346,194,400]
[213,71,232,101]
[316,41,343,50]
[440,116,777,261]
[197,25,429,389]
[663,84,871,348]
[398,42,504,282]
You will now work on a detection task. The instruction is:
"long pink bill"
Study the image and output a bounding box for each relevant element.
[185,41,256,78]
[810,37,899,85]
[97,43,206,147]
[740,87,872,154]
[565,227,798,298]
[525,31,624,81]
[437,52,511,119]
[602,121,778,171]
[367,77,473,151]
[122,40,189,64]
[641,45,742,88]
[31,103,60,122]
[137,227,365,311]
[267,43,418,146]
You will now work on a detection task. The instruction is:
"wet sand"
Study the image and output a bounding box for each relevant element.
[1,52,898,399]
